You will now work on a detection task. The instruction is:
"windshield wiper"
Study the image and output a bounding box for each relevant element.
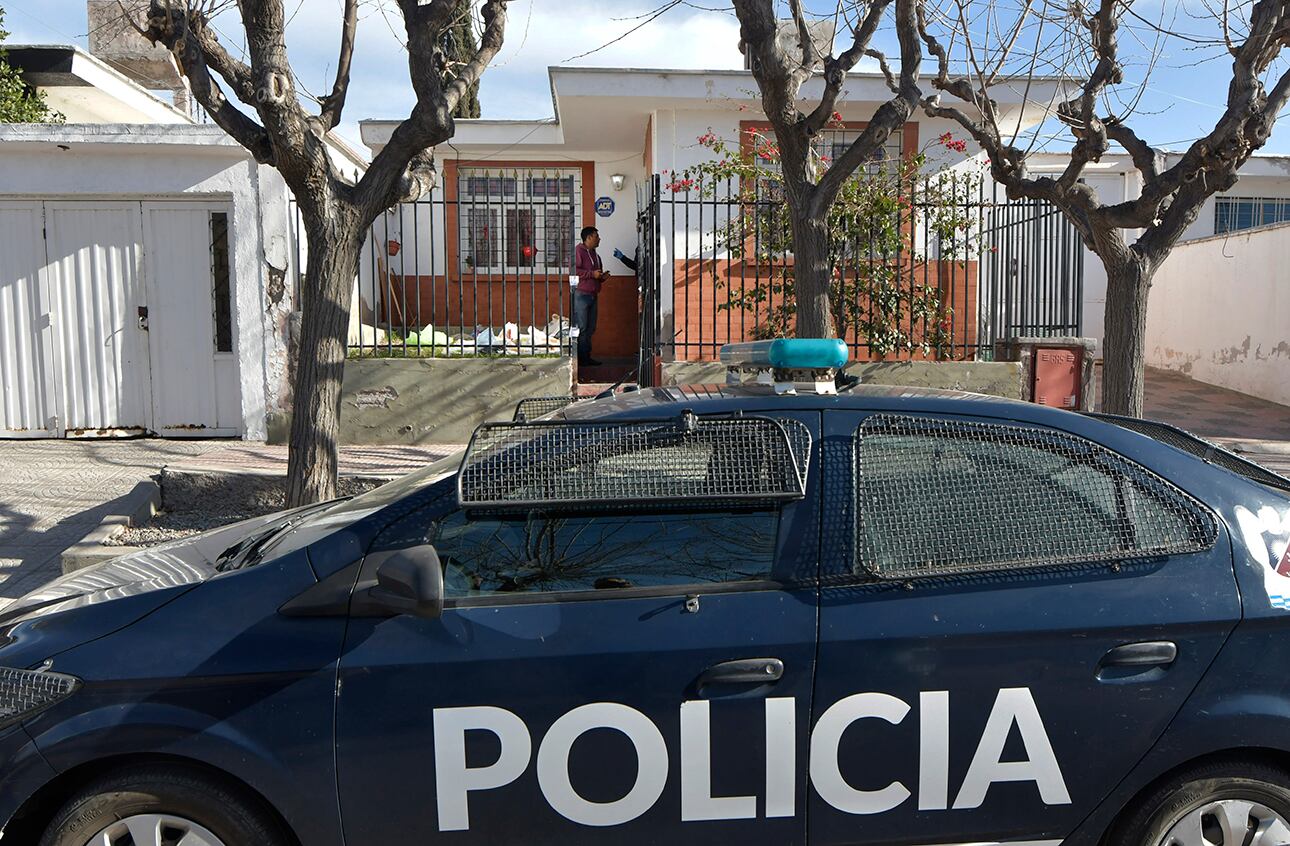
[216,520,296,572]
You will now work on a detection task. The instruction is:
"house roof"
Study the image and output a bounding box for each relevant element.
[5,45,193,124]
[360,65,1072,155]
[1024,150,1290,178]
[4,44,369,173]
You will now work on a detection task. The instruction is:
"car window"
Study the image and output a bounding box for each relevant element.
[432,508,780,598]
[854,414,1217,580]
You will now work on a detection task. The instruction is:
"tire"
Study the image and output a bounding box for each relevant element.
[1107,759,1290,846]
[39,764,289,846]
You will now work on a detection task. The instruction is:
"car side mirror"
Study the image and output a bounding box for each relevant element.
[367,546,444,619]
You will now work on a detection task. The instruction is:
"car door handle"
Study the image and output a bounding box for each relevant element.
[697,658,784,688]
[1101,641,1178,668]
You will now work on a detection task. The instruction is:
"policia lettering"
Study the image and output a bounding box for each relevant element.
[433,687,1070,831]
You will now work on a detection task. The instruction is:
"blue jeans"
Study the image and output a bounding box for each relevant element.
[574,292,598,363]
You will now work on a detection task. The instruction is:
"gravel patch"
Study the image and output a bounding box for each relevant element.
[105,470,387,548]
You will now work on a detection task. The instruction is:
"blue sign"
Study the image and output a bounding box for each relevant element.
[595,196,615,218]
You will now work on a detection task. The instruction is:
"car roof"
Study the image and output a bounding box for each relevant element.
[555,382,1062,426]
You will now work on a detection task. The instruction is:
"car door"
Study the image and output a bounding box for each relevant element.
[809,410,1239,846]
[334,410,819,846]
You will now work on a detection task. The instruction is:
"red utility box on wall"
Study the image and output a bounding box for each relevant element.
[1033,347,1083,409]
[994,336,1097,411]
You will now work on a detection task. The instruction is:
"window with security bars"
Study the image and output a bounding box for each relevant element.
[749,128,904,197]
[458,168,580,274]
[1214,196,1290,234]
[853,414,1217,580]
[210,212,233,353]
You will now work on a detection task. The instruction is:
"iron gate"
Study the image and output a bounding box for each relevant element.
[635,174,1084,386]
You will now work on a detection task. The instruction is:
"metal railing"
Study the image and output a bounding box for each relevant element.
[636,171,1084,378]
[289,169,584,359]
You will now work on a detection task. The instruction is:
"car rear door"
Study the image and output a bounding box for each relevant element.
[334,410,820,846]
[808,409,1239,846]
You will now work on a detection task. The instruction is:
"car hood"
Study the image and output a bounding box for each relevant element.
[0,509,305,667]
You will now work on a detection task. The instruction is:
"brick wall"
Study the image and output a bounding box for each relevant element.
[669,259,979,361]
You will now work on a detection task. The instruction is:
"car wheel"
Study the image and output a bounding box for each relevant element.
[39,764,289,846]
[1109,760,1290,846]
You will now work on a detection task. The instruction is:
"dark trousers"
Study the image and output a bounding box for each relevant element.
[574,292,598,363]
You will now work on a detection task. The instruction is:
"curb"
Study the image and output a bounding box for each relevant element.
[60,479,159,574]
[1215,437,1290,457]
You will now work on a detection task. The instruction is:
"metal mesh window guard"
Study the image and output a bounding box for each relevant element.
[854,414,1218,580]
[459,414,808,509]
[513,396,577,422]
[1091,413,1290,494]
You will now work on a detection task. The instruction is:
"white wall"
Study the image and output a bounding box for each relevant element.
[0,127,293,439]
[1146,221,1290,406]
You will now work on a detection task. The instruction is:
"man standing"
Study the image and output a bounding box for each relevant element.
[574,226,610,367]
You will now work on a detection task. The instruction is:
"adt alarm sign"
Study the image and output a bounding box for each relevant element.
[595,196,615,218]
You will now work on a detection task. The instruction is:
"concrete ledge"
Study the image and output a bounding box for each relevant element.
[846,361,1024,400]
[334,357,574,445]
[60,479,158,574]
[661,361,727,386]
[663,359,1024,399]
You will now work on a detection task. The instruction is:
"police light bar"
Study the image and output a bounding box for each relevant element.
[720,339,850,395]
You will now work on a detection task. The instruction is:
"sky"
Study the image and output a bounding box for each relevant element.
[3,0,1288,156]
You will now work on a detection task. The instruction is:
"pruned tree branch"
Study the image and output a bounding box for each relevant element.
[319,0,359,130]
[357,0,509,218]
[803,0,892,136]
[816,0,923,210]
[145,4,272,164]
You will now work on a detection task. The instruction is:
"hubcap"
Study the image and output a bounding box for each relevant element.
[86,814,225,846]
[1160,798,1290,846]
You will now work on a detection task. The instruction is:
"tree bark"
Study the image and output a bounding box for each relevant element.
[789,210,836,338]
[286,209,363,506]
[1099,258,1151,417]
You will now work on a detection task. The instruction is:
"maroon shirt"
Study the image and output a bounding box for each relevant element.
[575,243,603,296]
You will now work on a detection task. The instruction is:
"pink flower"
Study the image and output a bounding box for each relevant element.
[938,132,968,154]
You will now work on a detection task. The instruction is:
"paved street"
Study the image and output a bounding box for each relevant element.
[0,440,455,608]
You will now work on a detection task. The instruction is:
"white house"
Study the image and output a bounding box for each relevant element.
[0,39,366,441]
[358,65,1068,380]
[359,64,1290,381]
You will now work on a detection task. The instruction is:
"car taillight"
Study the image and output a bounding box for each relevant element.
[0,666,80,730]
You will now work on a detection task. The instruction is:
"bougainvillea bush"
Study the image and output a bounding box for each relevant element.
[663,125,982,357]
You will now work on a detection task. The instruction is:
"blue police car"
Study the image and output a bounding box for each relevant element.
[3,339,1290,846]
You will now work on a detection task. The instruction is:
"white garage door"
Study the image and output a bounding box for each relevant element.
[0,203,58,437]
[46,202,154,435]
[0,200,241,439]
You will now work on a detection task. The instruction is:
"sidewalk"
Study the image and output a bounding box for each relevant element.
[0,440,457,607]
[1133,367,1290,476]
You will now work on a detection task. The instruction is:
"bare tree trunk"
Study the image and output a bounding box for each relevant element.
[1100,258,1151,417]
[790,210,836,338]
[286,211,363,506]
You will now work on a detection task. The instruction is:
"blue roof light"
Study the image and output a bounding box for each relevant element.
[720,339,850,371]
